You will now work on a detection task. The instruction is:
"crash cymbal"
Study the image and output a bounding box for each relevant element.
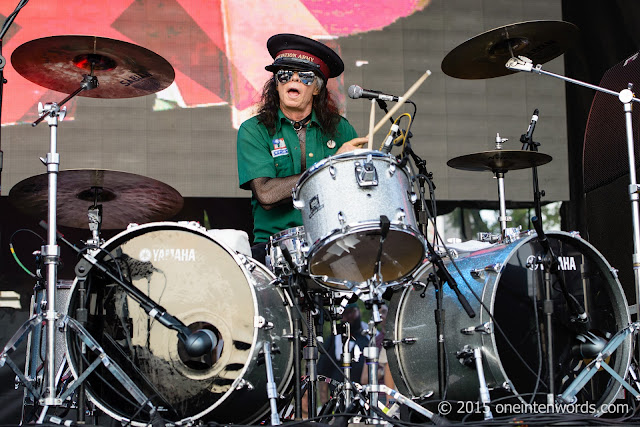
[11,35,175,98]
[441,20,579,79]
[447,150,552,172]
[9,169,184,229]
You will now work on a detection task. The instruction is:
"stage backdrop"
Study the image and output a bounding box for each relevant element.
[0,0,568,204]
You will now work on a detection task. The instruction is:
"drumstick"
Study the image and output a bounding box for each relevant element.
[367,70,432,139]
[368,99,375,150]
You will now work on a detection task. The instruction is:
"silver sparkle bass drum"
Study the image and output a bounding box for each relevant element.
[386,231,631,408]
[65,222,293,425]
[293,150,425,290]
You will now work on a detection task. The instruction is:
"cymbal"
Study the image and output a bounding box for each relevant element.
[11,35,175,98]
[9,169,184,229]
[441,20,579,79]
[447,150,552,172]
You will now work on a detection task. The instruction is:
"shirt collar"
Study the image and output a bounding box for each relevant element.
[277,108,319,132]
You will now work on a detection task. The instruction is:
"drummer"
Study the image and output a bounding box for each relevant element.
[237,33,368,262]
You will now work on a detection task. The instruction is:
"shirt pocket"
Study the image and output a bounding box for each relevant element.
[274,152,295,177]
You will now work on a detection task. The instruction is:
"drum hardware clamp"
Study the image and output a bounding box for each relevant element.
[460,322,493,335]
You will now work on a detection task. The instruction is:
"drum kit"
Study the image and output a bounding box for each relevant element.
[0,18,639,427]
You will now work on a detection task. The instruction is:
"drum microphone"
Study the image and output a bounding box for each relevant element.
[348,84,403,102]
[532,216,589,323]
[531,215,550,255]
[520,108,539,143]
[571,332,607,359]
[184,329,218,357]
[381,124,400,154]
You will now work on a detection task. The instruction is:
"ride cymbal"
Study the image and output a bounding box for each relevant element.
[11,35,175,98]
[9,169,184,229]
[441,20,579,79]
[447,150,552,172]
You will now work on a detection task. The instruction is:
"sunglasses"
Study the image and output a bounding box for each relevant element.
[275,69,317,86]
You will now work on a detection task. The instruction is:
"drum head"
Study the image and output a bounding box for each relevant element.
[65,223,261,424]
[308,224,425,286]
[490,233,630,405]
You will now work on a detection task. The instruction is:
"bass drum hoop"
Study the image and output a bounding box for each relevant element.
[64,222,292,425]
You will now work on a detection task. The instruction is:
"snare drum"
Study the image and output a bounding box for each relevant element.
[266,226,307,276]
[293,150,425,290]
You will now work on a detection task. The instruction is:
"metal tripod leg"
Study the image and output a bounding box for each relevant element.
[472,348,493,420]
[1,311,157,421]
[557,322,640,412]
[263,341,281,426]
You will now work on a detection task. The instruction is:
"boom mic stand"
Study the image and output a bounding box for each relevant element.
[403,139,476,397]
[506,54,640,365]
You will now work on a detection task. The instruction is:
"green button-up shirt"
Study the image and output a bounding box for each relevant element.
[237,109,358,243]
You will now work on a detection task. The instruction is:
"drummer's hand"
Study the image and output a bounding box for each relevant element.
[336,137,368,154]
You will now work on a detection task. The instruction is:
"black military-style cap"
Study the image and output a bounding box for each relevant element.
[265,33,344,80]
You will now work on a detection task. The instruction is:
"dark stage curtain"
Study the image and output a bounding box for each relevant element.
[562,0,640,301]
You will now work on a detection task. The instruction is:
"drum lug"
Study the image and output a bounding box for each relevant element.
[388,162,396,176]
[338,211,347,231]
[329,164,337,179]
[483,263,502,273]
[236,378,254,391]
[254,316,274,330]
[239,253,257,272]
[460,322,493,335]
[395,208,406,224]
[470,269,485,280]
[355,155,378,187]
[382,337,417,347]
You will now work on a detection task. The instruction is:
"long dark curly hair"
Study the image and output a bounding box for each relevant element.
[256,75,342,137]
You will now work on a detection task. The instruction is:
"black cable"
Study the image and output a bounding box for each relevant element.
[0,0,29,37]
[415,175,548,394]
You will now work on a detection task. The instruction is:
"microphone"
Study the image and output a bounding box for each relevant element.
[184,329,218,357]
[531,215,550,255]
[520,108,539,143]
[348,84,403,102]
[381,124,400,154]
[571,332,607,359]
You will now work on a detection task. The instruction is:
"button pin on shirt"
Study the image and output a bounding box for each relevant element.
[327,140,336,149]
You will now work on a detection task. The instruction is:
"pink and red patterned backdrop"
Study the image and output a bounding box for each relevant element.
[0,0,428,125]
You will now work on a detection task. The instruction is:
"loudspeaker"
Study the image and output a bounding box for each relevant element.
[584,51,640,304]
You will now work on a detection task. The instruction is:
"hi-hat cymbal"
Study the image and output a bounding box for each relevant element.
[11,35,175,98]
[447,150,552,172]
[9,169,184,229]
[441,20,579,79]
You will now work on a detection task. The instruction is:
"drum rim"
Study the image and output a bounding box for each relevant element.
[269,225,306,242]
[292,149,402,201]
[65,221,264,425]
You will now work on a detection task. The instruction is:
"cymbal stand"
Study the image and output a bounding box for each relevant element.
[506,55,640,363]
[492,134,512,238]
[27,73,97,406]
